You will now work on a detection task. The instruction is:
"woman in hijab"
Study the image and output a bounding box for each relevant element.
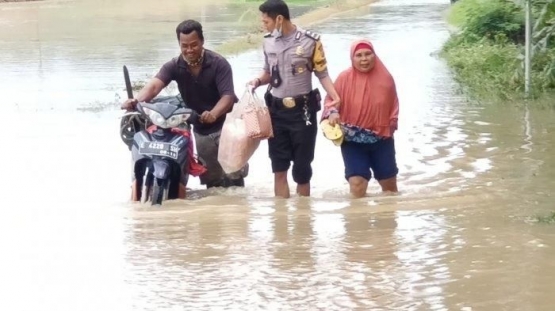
[322,39,399,198]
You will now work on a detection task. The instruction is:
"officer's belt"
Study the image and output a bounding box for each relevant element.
[270,91,312,110]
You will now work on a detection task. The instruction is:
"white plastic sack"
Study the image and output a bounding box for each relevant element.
[218,100,261,174]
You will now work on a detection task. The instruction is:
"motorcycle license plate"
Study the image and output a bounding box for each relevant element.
[139,142,179,160]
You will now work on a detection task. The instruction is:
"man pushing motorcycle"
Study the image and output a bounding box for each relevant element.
[121,19,248,197]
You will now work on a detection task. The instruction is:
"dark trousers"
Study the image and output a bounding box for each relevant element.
[266,94,318,184]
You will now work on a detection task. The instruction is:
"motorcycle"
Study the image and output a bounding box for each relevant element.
[119,66,202,205]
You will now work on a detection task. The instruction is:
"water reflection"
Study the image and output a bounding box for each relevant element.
[121,200,404,309]
[120,200,488,310]
[119,196,473,310]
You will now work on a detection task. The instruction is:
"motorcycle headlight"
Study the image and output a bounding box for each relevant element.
[144,108,168,128]
[143,108,190,128]
[166,115,183,128]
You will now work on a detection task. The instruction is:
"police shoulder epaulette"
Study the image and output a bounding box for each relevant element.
[263,32,272,38]
[304,30,321,41]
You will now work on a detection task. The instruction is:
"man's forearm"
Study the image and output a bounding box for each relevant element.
[136,79,162,102]
[319,76,339,101]
[210,95,235,118]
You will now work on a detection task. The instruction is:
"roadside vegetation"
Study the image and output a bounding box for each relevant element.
[534,211,555,224]
[441,0,555,106]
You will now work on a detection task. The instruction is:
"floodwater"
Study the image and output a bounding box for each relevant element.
[1,0,555,310]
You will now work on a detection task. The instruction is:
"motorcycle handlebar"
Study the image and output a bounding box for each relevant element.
[187,110,199,124]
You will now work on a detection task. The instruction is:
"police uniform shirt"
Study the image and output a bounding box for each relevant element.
[263,27,329,99]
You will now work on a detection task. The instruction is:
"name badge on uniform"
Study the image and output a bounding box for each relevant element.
[295,46,304,56]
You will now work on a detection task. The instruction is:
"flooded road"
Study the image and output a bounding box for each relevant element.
[1,0,555,310]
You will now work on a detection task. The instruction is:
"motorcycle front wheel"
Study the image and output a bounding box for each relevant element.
[151,178,169,205]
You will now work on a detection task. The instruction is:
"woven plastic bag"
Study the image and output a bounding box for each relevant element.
[242,90,273,139]
[218,100,260,174]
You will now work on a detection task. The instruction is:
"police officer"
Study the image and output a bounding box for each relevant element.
[248,0,341,198]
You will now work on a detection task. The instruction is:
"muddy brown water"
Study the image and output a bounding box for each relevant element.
[1,0,554,310]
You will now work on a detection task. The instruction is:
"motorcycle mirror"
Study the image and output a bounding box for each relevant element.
[123,65,134,100]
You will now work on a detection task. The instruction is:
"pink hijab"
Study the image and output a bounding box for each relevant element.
[325,39,399,137]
